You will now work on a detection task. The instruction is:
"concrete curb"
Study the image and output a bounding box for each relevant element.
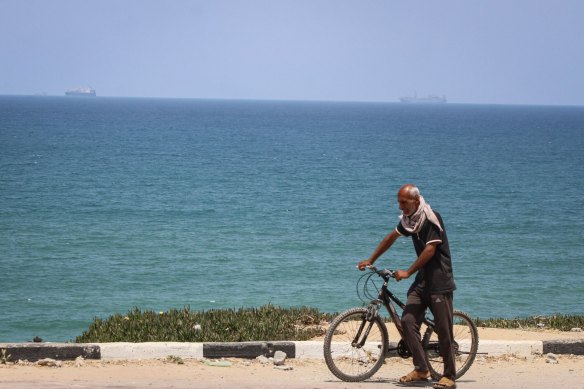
[203,342,295,359]
[1,340,583,362]
[543,339,584,355]
[0,343,100,362]
[99,342,204,360]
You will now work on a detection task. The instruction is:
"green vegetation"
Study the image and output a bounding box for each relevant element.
[76,305,583,343]
[76,305,335,343]
[1,349,11,364]
[474,315,584,331]
[166,355,185,364]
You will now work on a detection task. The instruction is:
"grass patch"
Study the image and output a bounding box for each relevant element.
[1,349,11,364]
[76,305,583,343]
[76,304,335,343]
[474,315,584,331]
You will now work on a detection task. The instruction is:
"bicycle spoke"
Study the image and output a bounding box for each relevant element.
[423,310,478,380]
[323,308,388,382]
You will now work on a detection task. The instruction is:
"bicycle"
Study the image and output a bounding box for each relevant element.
[323,266,478,382]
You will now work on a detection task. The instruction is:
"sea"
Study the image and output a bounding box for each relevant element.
[1,96,583,342]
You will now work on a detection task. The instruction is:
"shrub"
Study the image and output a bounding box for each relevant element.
[76,304,335,343]
[473,314,584,331]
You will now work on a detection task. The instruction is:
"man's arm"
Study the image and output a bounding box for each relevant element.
[357,229,401,270]
[394,242,438,281]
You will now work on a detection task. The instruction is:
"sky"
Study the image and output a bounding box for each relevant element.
[1,0,583,105]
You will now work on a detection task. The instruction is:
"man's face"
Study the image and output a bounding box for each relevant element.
[398,193,419,217]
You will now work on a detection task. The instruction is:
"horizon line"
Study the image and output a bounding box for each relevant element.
[1,93,583,108]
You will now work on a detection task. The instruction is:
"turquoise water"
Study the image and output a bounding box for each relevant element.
[1,96,583,342]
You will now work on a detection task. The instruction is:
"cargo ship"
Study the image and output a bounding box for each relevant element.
[65,87,96,97]
[400,93,446,104]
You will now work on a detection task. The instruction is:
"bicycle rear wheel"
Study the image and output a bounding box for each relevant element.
[423,310,478,380]
[323,307,388,382]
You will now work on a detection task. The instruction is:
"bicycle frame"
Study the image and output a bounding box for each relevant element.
[371,272,435,353]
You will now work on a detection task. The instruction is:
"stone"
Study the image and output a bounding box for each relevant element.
[545,353,558,364]
[36,358,62,367]
[75,356,85,367]
[273,350,287,366]
[570,327,582,332]
[256,355,270,364]
[274,365,294,371]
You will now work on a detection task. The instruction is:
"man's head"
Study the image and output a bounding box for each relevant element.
[397,184,420,217]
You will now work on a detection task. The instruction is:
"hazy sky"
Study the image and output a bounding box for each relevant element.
[1,0,583,105]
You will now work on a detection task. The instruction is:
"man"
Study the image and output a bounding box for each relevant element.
[358,184,457,389]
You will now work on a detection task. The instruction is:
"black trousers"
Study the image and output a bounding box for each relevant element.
[400,289,456,380]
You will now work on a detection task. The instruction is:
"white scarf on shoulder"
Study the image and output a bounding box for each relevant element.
[400,196,443,233]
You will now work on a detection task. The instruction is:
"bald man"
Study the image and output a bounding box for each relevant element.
[358,184,457,389]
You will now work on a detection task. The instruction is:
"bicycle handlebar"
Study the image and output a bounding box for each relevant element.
[365,265,396,279]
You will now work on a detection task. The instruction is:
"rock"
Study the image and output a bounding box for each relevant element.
[256,355,270,364]
[545,353,558,364]
[75,356,85,367]
[274,365,294,371]
[36,358,62,367]
[570,327,582,332]
[273,350,287,366]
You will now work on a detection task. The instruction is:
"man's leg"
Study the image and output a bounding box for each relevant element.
[430,292,456,380]
[401,289,429,374]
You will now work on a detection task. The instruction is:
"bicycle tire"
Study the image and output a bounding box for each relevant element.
[422,310,479,380]
[323,307,388,382]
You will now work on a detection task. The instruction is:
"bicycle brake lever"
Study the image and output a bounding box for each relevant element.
[366,265,378,272]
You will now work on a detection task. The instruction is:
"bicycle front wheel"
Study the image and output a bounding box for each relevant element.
[423,310,479,380]
[323,307,388,382]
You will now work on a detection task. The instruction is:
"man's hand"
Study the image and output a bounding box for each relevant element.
[357,259,372,271]
[394,269,410,281]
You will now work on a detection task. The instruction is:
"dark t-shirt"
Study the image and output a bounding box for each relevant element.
[396,211,456,294]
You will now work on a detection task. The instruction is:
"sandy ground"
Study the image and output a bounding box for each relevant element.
[1,328,583,389]
[2,355,583,389]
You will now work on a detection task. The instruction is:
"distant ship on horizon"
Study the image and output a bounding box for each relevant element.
[65,86,96,97]
[400,93,446,104]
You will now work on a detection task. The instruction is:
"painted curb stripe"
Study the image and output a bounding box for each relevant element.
[542,340,584,355]
[0,343,100,362]
[202,342,295,359]
[2,340,584,362]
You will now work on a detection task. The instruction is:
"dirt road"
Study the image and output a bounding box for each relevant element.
[1,354,583,389]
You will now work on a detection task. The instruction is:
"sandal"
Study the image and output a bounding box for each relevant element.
[433,376,456,389]
[399,370,430,383]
